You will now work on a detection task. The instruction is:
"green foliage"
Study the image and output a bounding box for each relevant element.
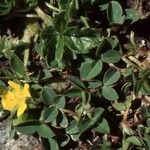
[0,0,149,149]
[125,9,141,24]
[103,68,121,86]
[94,118,110,134]
[42,86,57,105]
[0,35,18,58]
[0,0,13,16]
[10,54,24,77]
[102,85,118,101]
[101,50,122,63]
[126,136,143,147]
[80,59,103,80]
[0,0,37,15]
[107,1,125,25]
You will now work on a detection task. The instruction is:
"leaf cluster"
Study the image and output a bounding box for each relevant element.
[0,0,150,149]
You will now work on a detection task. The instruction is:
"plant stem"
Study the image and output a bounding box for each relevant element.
[122,57,138,68]
[45,2,60,12]
[60,108,78,117]
[23,48,29,73]
[34,6,53,26]
[80,16,90,28]
[13,14,39,18]
[128,56,142,67]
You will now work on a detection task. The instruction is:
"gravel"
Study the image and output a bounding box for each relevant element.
[0,120,39,150]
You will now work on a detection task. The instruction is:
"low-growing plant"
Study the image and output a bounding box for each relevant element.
[0,0,150,149]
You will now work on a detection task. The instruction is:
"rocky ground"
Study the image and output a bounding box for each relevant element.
[0,120,40,150]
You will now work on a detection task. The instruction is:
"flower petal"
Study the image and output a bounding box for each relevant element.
[1,91,17,111]
[8,81,20,91]
[23,84,31,98]
[17,102,27,117]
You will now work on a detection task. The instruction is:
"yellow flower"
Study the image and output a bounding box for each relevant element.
[1,81,31,117]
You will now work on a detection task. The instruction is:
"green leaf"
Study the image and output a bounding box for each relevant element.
[126,136,142,146]
[86,80,102,89]
[52,111,69,128]
[0,80,6,89]
[112,102,126,111]
[48,138,59,150]
[30,84,42,101]
[35,41,45,58]
[96,38,112,56]
[64,87,82,97]
[53,96,66,109]
[59,0,69,9]
[65,36,100,54]
[90,107,105,124]
[140,105,150,118]
[59,0,78,18]
[10,54,24,77]
[141,79,150,95]
[63,26,79,36]
[0,0,13,16]
[78,118,92,133]
[15,122,55,138]
[101,50,121,63]
[64,28,101,53]
[77,107,104,134]
[70,133,80,141]
[125,96,132,109]
[80,59,103,80]
[107,1,125,25]
[122,82,132,94]
[15,125,37,134]
[60,135,70,147]
[24,0,38,9]
[55,35,65,62]
[100,141,112,150]
[97,37,120,57]
[42,86,57,105]
[99,0,109,11]
[143,138,150,150]
[122,141,130,150]
[94,118,110,133]
[103,68,121,85]
[70,76,85,89]
[36,26,57,67]
[39,68,52,81]
[102,86,118,101]
[75,103,84,116]
[125,9,140,24]
[147,118,150,127]
[60,112,68,128]
[40,106,58,123]
[53,11,67,31]
[109,36,121,49]
[82,91,91,104]
[36,26,56,57]
[122,123,134,135]
[37,124,55,138]
[12,113,28,126]
[66,120,79,134]
[41,137,59,150]
[15,121,40,135]
[0,35,15,58]
[68,0,79,18]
